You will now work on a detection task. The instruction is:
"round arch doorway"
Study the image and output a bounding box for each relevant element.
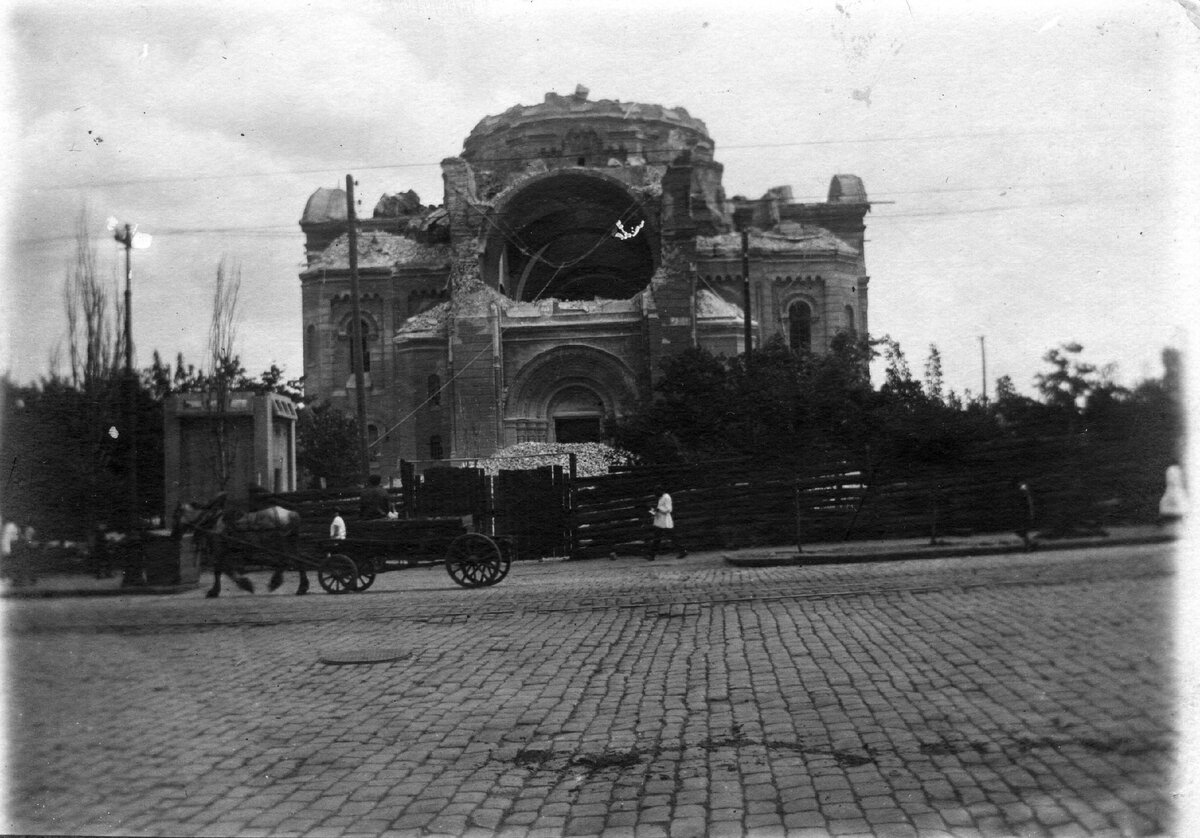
[548,385,606,443]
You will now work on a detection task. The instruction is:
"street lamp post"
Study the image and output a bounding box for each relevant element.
[116,225,137,538]
[109,220,151,569]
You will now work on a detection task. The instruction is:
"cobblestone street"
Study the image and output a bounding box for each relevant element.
[5,543,1175,837]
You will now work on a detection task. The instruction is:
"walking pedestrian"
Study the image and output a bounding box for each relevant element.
[647,484,687,561]
[1158,464,1188,524]
[1,518,19,582]
[10,525,38,586]
[1011,479,1037,550]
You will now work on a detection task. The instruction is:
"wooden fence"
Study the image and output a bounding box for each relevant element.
[264,430,1171,562]
[570,431,1172,558]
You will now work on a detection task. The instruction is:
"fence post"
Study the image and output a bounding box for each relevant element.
[793,479,804,554]
[399,460,415,518]
[928,486,939,545]
[567,453,577,560]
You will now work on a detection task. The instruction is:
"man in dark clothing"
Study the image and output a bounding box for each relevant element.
[1012,479,1037,550]
[359,474,392,520]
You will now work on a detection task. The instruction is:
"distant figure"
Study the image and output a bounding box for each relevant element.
[90,524,114,579]
[1012,480,1037,551]
[647,484,687,561]
[11,525,38,585]
[330,508,347,541]
[359,474,392,520]
[1,519,18,559]
[1159,464,1188,523]
[1,519,19,582]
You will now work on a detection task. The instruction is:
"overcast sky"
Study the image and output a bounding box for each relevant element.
[3,0,1198,400]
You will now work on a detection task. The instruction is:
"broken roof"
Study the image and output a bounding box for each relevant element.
[697,222,858,259]
[695,289,744,320]
[308,231,451,271]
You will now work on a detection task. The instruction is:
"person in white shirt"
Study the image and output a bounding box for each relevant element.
[329,509,347,541]
[647,485,687,561]
[1,519,18,559]
[1159,464,1188,523]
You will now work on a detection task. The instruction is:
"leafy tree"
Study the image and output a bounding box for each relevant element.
[991,374,1045,432]
[1034,342,1100,434]
[296,401,360,488]
[924,344,945,404]
[612,333,881,467]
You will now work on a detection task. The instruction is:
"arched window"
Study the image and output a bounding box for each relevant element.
[429,435,443,461]
[305,324,317,366]
[844,305,856,336]
[359,320,372,373]
[427,374,441,406]
[788,301,812,352]
[367,423,380,461]
[347,319,372,375]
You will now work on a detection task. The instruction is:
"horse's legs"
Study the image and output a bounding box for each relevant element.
[297,569,309,595]
[268,567,285,591]
[211,547,253,595]
[228,555,254,594]
[206,564,222,598]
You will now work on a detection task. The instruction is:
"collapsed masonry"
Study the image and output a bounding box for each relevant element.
[298,85,870,475]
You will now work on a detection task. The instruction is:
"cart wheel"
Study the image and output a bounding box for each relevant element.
[482,543,512,586]
[318,553,359,594]
[354,555,378,592]
[446,533,504,588]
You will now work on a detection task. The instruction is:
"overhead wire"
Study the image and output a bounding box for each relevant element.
[14,182,1153,249]
[448,182,653,269]
[367,342,494,447]
[442,183,655,303]
[527,197,651,303]
[30,121,1163,193]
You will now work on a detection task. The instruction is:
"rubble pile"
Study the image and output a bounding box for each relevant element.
[476,442,635,477]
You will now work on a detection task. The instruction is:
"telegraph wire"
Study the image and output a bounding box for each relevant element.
[368,342,494,447]
[13,187,1156,248]
[870,192,1153,220]
[31,122,1165,193]
[448,183,653,274]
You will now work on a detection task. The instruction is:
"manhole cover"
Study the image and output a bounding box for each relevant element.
[318,647,414,665]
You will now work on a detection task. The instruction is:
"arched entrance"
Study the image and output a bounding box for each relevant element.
[505,345,641,445]
[547,385,607,443]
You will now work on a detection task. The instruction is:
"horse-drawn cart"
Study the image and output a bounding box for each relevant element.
[174,498,513,596]
[330,516,514,592]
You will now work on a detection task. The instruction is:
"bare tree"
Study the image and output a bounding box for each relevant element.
[63,208,121,390]
[59,207,124,529]
[205,256,245,492]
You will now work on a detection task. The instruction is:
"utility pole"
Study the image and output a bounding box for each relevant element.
[734,207,753,359]
[123,225,136,532]
[979,335,988,403]
[346,175,371,481]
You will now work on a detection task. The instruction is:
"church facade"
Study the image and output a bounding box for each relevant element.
[298,86,871,480]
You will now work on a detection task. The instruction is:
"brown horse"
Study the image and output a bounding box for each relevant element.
[172,495,309,597]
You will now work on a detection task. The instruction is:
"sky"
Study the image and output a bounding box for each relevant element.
[3,0,1199,400]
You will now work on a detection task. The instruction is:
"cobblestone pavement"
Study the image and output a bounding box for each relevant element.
[5,543,1175,837]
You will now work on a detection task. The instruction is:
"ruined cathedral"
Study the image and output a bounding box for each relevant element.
[299,86,870,478]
